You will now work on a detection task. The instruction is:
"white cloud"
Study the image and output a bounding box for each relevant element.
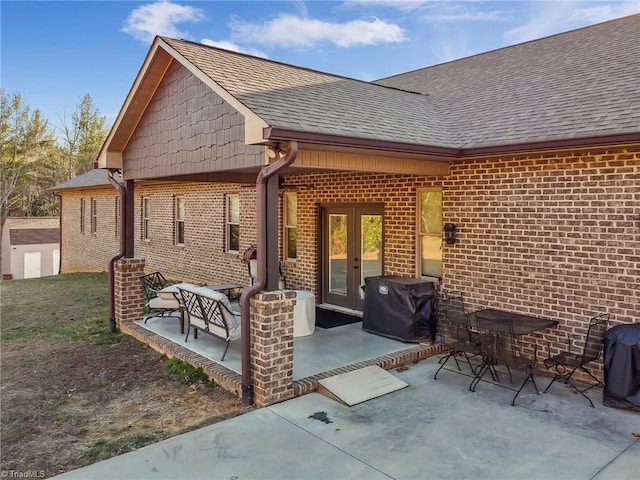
[569,2,639,22]
[229,13,406,48]
[343,1,431,12]
[122,0,206,43]
[421,3,511,22]
[504,1,638,44]
[200,39,269,58]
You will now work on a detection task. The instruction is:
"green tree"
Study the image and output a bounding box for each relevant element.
[60,93,108,177]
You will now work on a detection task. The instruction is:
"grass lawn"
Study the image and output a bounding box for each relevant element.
[0,272,251,478]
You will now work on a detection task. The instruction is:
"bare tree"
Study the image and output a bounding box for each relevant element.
[1,90,56,225]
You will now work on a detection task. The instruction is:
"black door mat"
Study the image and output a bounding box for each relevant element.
[316,307,362,329]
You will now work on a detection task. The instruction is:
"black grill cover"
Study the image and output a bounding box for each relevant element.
[603,323,640,412]
[362,276,436,343]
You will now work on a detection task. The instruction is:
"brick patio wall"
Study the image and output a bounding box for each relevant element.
[250,290,296,407]
[114,257,145,327]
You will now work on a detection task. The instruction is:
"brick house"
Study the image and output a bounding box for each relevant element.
[51,168,123,273]
[60,15,640,406]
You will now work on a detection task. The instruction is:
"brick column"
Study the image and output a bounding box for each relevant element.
[114,258,145,328]
[250,290,296,407]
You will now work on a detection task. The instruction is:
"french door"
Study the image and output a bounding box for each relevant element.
[322,205,383,311]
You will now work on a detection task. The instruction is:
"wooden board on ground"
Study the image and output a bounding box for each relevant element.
[317,365,408,406]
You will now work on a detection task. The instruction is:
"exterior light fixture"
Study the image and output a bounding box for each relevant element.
[266,146,278,159]
[443,223,457,245]
[266,144,288,159]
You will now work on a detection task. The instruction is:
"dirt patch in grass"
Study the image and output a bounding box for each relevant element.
[0,274,252,478]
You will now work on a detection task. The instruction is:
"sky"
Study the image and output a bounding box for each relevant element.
[1,0,638,140]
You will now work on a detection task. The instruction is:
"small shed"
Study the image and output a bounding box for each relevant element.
[1,217,60,279]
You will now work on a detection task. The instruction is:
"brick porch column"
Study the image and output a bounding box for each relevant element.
[250,290,296,407]
[114,258,145,329]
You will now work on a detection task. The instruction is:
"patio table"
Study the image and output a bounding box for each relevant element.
[473,308,559,335]
[469,308,559,404]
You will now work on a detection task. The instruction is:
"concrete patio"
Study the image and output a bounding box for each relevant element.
[136,313,432,380]
[54,354,640,480]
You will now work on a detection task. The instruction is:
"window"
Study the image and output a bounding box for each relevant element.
[115,197,120,237]
[80,198,85,233]
[142,197,151,241]
[226,194,240,252]
[174,197,185,245]
[90,198,98,234]
[417,189,443,278]
[284,192,297,260]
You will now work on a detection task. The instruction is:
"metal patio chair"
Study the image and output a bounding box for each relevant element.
[242,244,287,289]
[543,313,610,407]
[178,286,241,361]
[139,271,180,322]
[434,291,482,379]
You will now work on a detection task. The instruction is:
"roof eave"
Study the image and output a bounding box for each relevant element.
[263,127,459,159]
[265,128,640,160]
[461,132,640,157]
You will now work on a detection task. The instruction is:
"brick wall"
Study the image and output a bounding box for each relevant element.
[280,172,441,297]
[134,182,257,286]
[441,148,640,376]
[60,189,121,273]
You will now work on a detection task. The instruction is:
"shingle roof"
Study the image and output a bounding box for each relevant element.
[162,37,459,148]
[10,228,59,245]
[374,14,640,149]
[163,14,638,151]
[51,169,121,192]
[3,217,59,230]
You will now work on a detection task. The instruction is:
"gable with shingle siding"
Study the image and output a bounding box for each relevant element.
[123,60,263,180]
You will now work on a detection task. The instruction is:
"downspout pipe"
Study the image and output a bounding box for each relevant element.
[239,140,298,405]
[54,192,62,275]
[107,169,126,333]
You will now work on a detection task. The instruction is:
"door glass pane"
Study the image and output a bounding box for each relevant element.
[361,214,382,299]
[329,214,347,294]
[421,236,443,277]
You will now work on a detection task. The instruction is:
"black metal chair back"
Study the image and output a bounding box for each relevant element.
[580,313,609,365]
[543,312,610,407]
[139,271,170,302]
[434,291,480,379]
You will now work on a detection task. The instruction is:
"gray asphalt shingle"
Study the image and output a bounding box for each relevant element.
[163,14,638,150]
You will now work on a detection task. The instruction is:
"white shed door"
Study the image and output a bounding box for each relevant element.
[53,250,60,275]
[24,252,42,279]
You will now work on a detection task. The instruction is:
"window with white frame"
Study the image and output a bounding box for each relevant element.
[226,194,240,252]
[142,197,151,241]
[417,189,443,278]
[175,197,185,245]
[284,192,297,260]
[90,198,97,234]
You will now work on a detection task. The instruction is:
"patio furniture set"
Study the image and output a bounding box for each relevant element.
[139,271,316,361]
[434,290,610,407]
